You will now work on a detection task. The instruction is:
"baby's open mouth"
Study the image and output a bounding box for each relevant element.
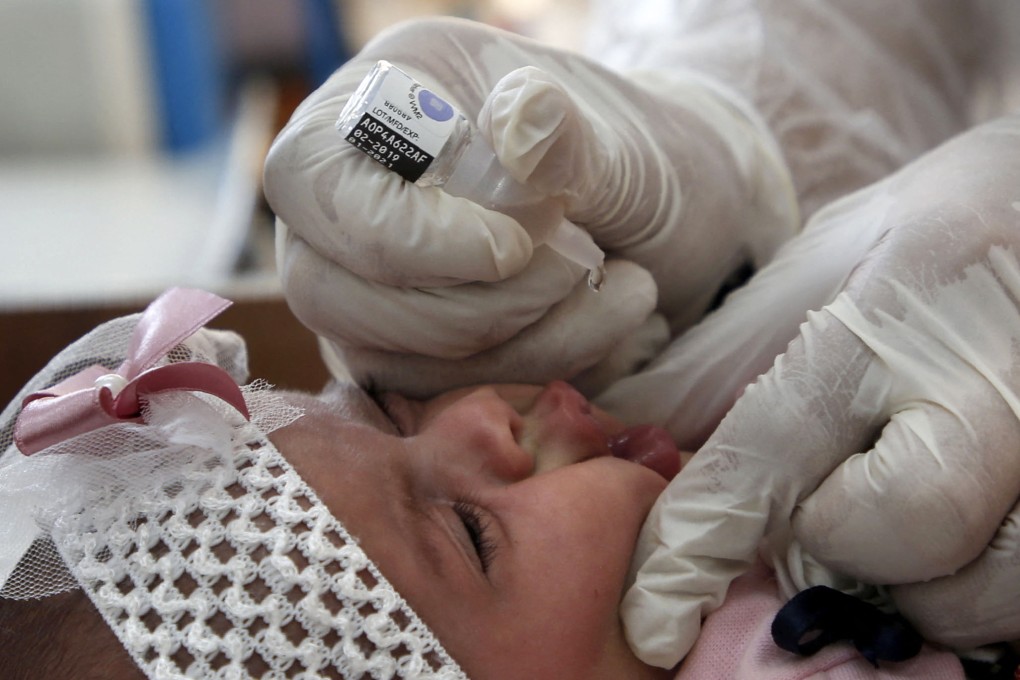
[608,425,681,481]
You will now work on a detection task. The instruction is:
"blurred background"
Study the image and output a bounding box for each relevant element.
[0,0,589,402]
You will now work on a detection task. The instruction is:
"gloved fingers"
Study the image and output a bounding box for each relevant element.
[793,390,1020,585]
[889,494,1020,649]
[278,222,581,359]
[622,308,884,669]
[264,59,535,288]
[266,16,650,288]
[790,231,1020,586]
[594,184,889,449]
[268,15,806,333]
[328,259,660,399]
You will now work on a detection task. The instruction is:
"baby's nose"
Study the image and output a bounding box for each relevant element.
[456,389,535,482]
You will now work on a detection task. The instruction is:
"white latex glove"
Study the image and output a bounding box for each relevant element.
[264,16,798,397]
[587,0,983,221]
[595,0,986,449]
[621,114,1020,668]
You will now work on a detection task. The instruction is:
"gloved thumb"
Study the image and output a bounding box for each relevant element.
[478,66,604,198]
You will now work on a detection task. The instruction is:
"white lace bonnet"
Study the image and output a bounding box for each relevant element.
[0,287,467,680]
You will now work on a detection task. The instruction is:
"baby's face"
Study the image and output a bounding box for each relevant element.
[272,381,679,679]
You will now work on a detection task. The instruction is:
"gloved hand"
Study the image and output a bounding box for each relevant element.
[593,0,984,447]
[621,114,1020,668]
[264,16,798,397]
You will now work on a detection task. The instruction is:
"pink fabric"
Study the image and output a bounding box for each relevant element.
[14,287,249,455]
[674,561,964,680]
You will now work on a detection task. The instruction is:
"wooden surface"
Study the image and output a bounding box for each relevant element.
[0,296,328,407]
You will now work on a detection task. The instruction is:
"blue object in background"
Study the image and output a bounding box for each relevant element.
[303,0,348,87]
[144,0,225,152]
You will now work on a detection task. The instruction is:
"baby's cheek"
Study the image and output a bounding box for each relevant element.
[489,464,659,673]
[513,460,659,574]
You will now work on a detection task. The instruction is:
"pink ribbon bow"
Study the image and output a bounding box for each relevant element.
[14,288,250,455]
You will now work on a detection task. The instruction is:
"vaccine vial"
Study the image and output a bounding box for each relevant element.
[336,60,606,290]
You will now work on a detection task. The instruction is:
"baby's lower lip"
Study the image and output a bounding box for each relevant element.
[608,425,681,481]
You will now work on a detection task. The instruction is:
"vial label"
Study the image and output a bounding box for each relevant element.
[342,64,459,182]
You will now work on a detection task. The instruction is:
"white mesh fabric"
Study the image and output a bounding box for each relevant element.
[0,309,468,679]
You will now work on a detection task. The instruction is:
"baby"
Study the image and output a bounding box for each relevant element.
[0,289,963,679]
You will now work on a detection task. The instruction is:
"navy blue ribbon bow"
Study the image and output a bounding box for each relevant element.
[771,586,923,667]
